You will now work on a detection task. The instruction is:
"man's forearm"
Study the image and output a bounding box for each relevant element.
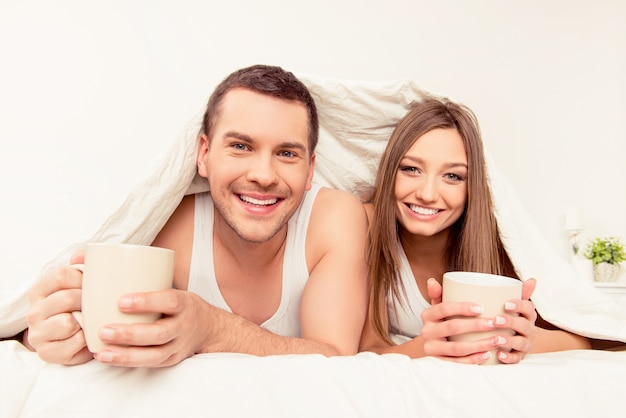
[197,306,341,356]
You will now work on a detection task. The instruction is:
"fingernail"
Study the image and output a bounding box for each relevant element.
[98,350,114,363]
[119,297,133,309]
[498,351,508,360]
[486,319,494,328]
[496,336,507,345]
[481,351,492,360]
[471,305,484,314]
[99,327,115,341]
[495,315,506,325]
[504,302,516,310]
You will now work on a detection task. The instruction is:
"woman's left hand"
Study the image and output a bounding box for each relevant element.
[491,278,538,364]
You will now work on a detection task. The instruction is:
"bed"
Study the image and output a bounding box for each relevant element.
[2,74,625,418]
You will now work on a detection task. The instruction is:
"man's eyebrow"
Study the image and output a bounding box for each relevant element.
[223,131,253,143]
[279,141,307,153]
[223,131,308,153]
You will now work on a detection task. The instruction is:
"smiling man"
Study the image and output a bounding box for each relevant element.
[26,65,369,367]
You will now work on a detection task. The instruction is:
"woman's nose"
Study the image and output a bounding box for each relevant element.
[414,177,438,202]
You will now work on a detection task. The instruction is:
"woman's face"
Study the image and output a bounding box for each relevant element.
[394,127,468,238]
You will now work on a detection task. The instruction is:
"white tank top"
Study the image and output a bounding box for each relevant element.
[388,247,431,341]
[187,184,321,337]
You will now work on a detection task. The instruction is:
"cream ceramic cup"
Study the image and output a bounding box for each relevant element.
[442,271,522,365]
[71,243,175,353]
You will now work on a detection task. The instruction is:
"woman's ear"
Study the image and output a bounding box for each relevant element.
[197,134,209,177]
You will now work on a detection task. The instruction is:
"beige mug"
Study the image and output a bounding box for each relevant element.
[442,271,523,365]
[71,243,175,353]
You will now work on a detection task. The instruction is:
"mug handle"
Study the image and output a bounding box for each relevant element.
[70,263,85,328]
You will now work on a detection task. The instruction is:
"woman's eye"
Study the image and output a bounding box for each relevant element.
[399,166,419,174]
[444,173,464,182]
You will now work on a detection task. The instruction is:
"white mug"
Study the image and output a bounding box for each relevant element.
[72,243,175,353]
[442,271,523,365]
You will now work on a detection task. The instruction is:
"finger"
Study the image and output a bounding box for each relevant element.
[95,341,183,368]
[32,325,92,365]
[98,317,177,348]
[425,336,502,359]
[492,314,534,341]
[500,299,537,325]
[498,333,532,354]
[495,333,532,364]
[521,278,537,300]
[427,278,442,304]
[421,315,496,341]
[116,289,183,315]
[434,351,493,365]
[28,311,82,343]
[421,300,484,323]
[495,349,526,364]
[29,265,83,302]
[69,249,86,265]
[35,288,83,321]
[26,288,82,346]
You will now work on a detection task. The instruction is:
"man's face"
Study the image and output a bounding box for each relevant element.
[197,88,315,243]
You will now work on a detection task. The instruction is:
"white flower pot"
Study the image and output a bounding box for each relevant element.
[593,262,623,282]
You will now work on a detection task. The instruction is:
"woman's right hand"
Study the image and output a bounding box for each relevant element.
[26,252,93,365]
[418,278,504,364]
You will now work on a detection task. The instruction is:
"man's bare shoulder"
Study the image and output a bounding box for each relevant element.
[153,194,195,245]
[314,186,365,211]
[309,187,368,235]
[152,194,195,289]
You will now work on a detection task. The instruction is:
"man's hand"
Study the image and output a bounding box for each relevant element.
[26,252,93,365]
[91,289,211,368]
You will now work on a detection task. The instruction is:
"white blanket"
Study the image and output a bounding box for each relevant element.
[2,73,624,342]
[2,74,626,418]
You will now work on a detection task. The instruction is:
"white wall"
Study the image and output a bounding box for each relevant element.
[1,0,624,291]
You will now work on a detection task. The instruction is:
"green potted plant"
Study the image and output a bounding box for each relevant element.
[583,236,626,282]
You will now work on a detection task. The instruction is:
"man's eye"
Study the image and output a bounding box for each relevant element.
[233,143,247,151]
[279,150,296,158]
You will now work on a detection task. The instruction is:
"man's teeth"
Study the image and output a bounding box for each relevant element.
[409,205,439,215]
[240,195,278,206]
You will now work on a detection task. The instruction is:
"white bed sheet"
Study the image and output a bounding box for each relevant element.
[2,341,625,418]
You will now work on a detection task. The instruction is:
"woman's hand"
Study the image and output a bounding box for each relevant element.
[420,278,510,364]
[491,278,538,364]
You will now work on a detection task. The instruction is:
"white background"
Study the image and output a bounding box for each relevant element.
[1,0,624,292]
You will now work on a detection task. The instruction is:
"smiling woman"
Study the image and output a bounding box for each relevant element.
[359,98,615,364]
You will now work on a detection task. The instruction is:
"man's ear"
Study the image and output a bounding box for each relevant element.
[305,153,316,191]
[197,134,209,178]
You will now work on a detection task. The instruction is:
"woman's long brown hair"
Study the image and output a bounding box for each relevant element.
[367,98,518,344]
